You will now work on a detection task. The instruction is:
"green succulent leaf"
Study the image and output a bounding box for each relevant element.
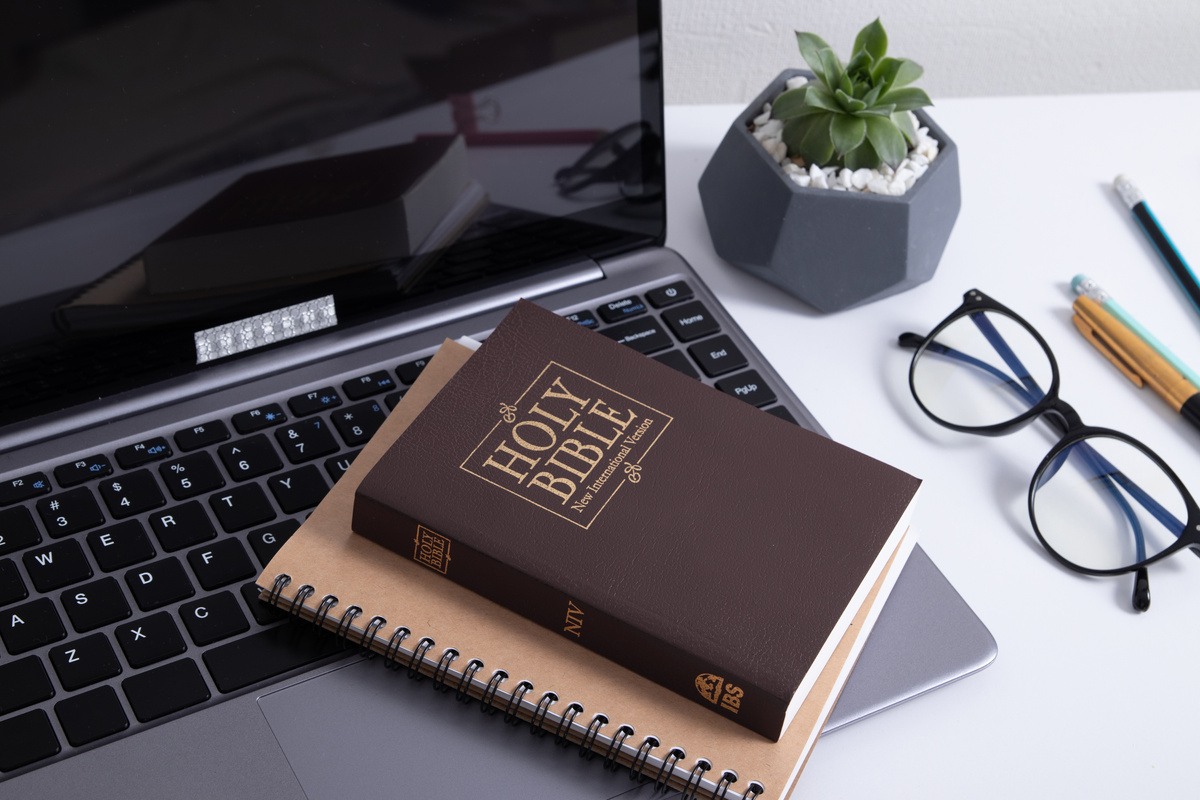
[800,83,842,113]
[816,48,847,94]
[853,18,888,64]
[892,109,918,145]
[864,115,907,168]
[887,58,925,89]
[831,115,867,156]
[855,103,896,118]
[846,49,873,79]
[861,84,883,107]
[844,139,881,171]
[835,88,867,113]
[771,86,811,119]
[878,86,932,111]
[782,112,835,167]
[795,32,833,82]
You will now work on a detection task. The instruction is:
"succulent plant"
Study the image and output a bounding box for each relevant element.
[772,19,932,170]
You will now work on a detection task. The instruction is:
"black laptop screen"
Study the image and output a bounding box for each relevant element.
[0,0,663,426]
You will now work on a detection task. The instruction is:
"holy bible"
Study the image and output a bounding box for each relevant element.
[352,299,921,741]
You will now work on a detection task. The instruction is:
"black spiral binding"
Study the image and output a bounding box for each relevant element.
[267,574,767,800]
[432,649,459,691]
[530,692,557,735]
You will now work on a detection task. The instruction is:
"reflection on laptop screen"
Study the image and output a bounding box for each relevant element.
[0,0,663,428]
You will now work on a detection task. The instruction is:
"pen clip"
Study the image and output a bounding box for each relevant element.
[1071,313,1145,388]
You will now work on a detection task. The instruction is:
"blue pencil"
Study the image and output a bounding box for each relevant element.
[1113,174,1200,321]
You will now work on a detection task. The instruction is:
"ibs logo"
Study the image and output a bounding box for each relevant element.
[695,673,744,715]
[413,526,451,574]
[461,362,671,528]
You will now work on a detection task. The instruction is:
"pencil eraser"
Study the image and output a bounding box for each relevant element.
[1113,174,1143,208]
[1070,274,1088,292]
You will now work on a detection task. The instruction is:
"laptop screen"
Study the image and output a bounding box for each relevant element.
[0,0,663,427]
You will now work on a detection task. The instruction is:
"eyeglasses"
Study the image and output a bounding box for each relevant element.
[899,289,1200,611]
[554,121,662,202]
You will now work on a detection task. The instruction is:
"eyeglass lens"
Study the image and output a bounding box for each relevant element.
[1032,435,1187,571]
[911,310,1054,428]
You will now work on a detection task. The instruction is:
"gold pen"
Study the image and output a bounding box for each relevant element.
[1072,294,1200,433]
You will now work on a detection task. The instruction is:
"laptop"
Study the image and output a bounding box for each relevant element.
[0,2,995,797]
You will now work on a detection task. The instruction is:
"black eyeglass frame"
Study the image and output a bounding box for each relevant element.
[899,288,1200,585]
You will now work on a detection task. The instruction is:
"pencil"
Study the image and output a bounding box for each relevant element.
[1113,174,1200,320]
[1071,274,1200,389]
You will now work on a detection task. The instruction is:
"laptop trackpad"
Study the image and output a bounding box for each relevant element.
[258,658,644,799]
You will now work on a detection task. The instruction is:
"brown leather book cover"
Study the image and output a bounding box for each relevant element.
[353,300,921,741]
[257,339,915,800]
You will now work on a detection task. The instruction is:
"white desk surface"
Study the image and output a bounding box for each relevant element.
[664,95,1200,799]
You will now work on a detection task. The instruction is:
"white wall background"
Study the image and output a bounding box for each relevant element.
[663,0,1200,104]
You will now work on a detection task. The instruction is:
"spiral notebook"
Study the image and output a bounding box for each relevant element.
[256,339,913,800]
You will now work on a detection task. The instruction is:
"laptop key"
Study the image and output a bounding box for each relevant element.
[98,470,166,518]
[204,623,348,693]
[61,577,132,632]
[0,656,55,714]
[601,317,673,354]
[24,540,93,592]
[148,501,217,552]
[688,335,748,377]
[209,484,277,532]
[325,450,361,483]
[652,349,700,379]
[0,710,61,772]
[275,418,339,464]
[187,538,256,590]
[123,658,210,722]
[241,582,288,625]
[0,598,67,654]
[596,295,647,323]
[0,559,28,606]
[646,280,693,308]
[49,633,123,690]
[180,591,250,646]
[114,437,172,469]
[36,487,105,538]
[383,391,405,410]
[563,310,600,329]
[125,557,195,610]
[174,420,231,452]
[218,435,283,481]
[343,371,396,400]
[395,358,430,385]
[87,521,157,572]
[332,401,386,447]
[0,507,42,556]
[766,406,799,425]
[716,370,777,408]
[116,612,187,668]
[231,403,288,434]
[159,451,225,500]
[55,686,130,747]
[288,387,342,416]
[53,454,113,487]
[0,472,51,506]
[268,466,329,514]
[248,519,300,567]
[661,300,721,342]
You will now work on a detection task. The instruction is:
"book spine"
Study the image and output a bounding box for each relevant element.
[260,572,765,800]
[352,494,787,741]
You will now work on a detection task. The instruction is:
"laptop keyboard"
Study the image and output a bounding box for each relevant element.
[0,278,798,777]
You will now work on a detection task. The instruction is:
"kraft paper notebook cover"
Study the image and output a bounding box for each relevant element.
[352,300,920,740]
[258,339,913,800]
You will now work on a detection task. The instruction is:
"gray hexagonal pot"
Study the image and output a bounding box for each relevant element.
[699,69,960,313]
